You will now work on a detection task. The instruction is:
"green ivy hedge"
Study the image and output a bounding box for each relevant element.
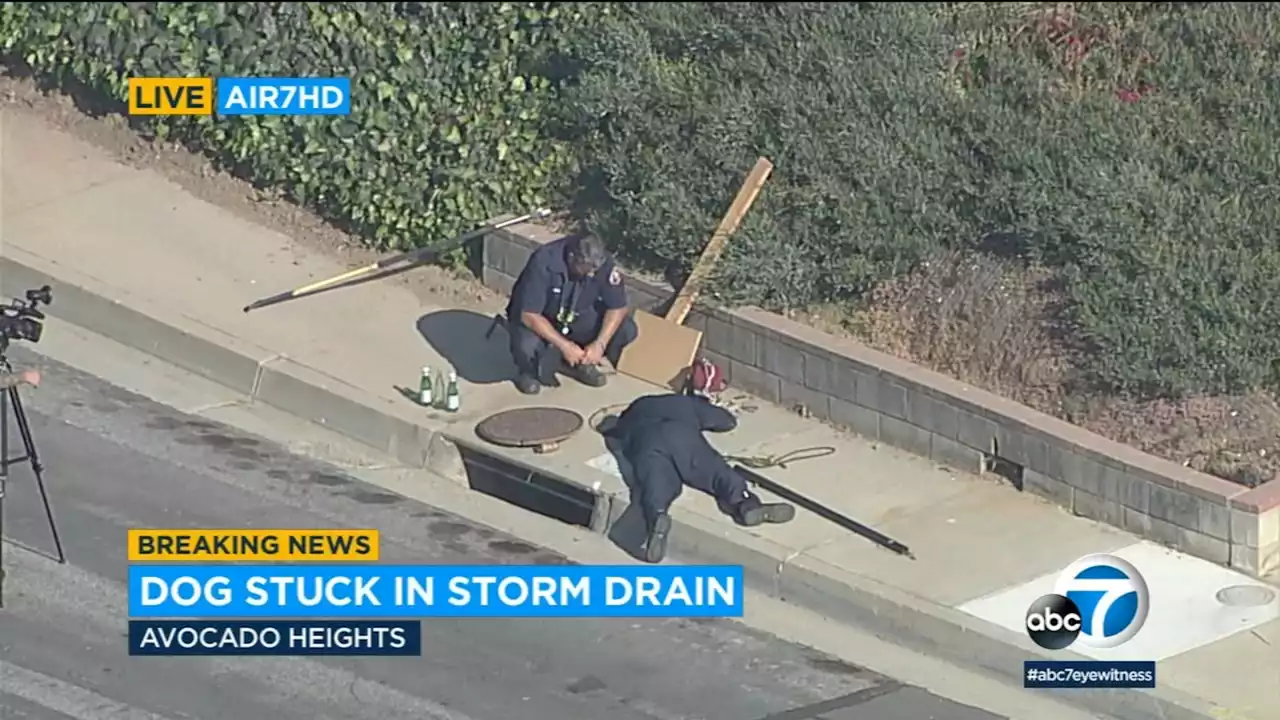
[0,1,592,251]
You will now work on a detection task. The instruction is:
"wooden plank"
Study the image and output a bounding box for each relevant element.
[664,157,774,325]
[615,309,704,390]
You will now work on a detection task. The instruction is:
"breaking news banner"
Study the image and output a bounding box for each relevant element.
[1024,661,1157,689]
[128,564,744,618]
[127,529,380,562]
[129,620,421,657]
[126,77,350,116]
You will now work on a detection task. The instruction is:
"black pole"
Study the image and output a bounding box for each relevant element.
[734,465,915,560]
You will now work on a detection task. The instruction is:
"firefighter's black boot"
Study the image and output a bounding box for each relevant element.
[735,492,795,527]
[644,512,672,564]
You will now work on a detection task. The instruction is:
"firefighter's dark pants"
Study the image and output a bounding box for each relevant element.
[508,312,638,378]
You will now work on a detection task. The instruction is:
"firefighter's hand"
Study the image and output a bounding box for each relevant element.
[20,369,40,387]
[582,341,606,366]
[560,342,587,367]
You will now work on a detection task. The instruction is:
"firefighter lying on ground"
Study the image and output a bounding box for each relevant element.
[603,373,794,563]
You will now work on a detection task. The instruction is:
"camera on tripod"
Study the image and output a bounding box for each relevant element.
[0,283,65,607]
[0,286,52,347]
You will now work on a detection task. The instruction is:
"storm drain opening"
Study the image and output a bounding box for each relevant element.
[983,438,1025,490]
[454,443,595,529]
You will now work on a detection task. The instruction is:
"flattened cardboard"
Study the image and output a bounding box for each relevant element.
[616,309,703,390]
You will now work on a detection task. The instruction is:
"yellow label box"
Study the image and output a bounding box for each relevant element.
[127,77,215,116]
[128,529,379,562]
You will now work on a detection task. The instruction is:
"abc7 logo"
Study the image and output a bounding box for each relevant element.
[1025,554,1150,650]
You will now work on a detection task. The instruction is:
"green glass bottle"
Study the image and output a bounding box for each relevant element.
[418,367,433,407]
[445,369,460,412]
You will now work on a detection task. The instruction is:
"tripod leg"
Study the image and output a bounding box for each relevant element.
[0,382,9,607]
[0,385,5,607]
[7,386,66,565]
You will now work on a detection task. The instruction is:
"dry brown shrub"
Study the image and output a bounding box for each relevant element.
[841,249,1071,411]
[1072,393,1280,488]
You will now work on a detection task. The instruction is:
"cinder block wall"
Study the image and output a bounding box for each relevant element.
[482,220,1280,577]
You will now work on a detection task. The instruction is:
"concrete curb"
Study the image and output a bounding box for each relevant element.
[0,256,463,476]
[5,256,1219,720]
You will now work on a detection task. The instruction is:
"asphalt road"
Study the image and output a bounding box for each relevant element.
[0,348,1005,720]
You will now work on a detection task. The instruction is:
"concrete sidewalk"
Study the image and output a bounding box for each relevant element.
[3,109,1277,720]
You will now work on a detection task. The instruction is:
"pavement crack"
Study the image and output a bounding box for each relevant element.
[749,681,906,720]
[6,173,130,222]
[774,535,843,592]
[187,399,248,414]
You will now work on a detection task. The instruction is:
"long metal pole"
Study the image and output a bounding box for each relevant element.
[734,465,915,559]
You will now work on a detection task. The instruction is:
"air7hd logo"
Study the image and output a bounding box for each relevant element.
[1025,554,1150,650]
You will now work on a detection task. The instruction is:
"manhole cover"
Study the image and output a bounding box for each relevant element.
[1215,584,1277,607]
[475,407,584,448]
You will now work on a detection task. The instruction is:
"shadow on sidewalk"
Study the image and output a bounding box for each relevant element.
[2,61,126,119]
[417,309,516,384]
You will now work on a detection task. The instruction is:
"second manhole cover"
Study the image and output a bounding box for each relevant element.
[1215,584,1277,607]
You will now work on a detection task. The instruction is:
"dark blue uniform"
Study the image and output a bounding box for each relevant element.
[606,394,751,525]
[506,236,638,378]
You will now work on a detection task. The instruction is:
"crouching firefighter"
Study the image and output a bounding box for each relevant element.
[603,371,795,563]
[505,232,638,395]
